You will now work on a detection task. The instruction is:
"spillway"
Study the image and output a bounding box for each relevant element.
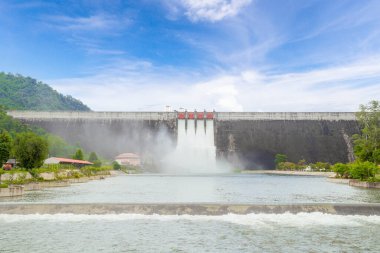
[172,118,216,173]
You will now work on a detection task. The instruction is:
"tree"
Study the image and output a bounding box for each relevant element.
[353,100,380,164]
[88,151,101,167]
[13,132,48,169]
[112,161,121,170]
[0,72,90,111]
[46,134,76,158]
[88,152,98,162]
[275,154,287,168]
[0,130,12,164]
[72,149,84,160]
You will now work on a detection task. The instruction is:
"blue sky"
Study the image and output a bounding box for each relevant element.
[0,0,379,111]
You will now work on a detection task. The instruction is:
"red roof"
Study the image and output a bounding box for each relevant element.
[53,157,93,165]
[115,153,139,159]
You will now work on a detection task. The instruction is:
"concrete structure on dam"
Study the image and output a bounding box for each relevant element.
[7,111,360,169]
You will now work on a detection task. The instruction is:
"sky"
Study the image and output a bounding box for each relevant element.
[0,0,379,112]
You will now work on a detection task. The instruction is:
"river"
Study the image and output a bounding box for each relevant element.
[1,173,380,252]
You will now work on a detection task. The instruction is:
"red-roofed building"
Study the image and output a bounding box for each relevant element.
[115,153,140,166]
[44,157,93,167]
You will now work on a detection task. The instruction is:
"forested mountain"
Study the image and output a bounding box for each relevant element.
[0,72,90,111]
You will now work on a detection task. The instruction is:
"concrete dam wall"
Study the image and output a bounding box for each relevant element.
[7,111,360,169]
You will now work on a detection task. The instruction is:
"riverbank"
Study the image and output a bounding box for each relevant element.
[242,170,336,177]
[327,177,380,188]
[0,170,121,197]
[243,170,380,189]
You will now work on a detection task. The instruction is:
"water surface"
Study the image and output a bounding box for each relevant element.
[1,212,379,253]
[2,173,380,252]
[2,173,380,203]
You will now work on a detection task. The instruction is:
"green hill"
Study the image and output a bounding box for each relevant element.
[0,72,90,111]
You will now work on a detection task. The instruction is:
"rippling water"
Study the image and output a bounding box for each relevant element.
[2,173,380,252]
[2,173,380,203]
[1,213,379,252]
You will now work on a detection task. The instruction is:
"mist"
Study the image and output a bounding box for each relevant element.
[159,119,232,174]
[30,116,232,173]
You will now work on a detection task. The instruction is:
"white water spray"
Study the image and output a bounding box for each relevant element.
[2,213,379,226]
[162,118,225,173]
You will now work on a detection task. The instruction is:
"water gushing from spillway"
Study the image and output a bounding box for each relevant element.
[161,118,227,173]
[178,119,216,172]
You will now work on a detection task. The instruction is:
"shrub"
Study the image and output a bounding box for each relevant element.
[332,163,349,178]
[277,162,297,171]
[112,161,121,170]
[80,165,112,176]
[68,170,82,179]
[348,161,378,180]
[315,162,331,171]
[93,160,102,167]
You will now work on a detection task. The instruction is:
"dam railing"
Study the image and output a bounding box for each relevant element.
[6,111,178,121]
[7,111,357,121]
[215,112,356,121]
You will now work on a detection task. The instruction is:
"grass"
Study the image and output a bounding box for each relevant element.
[119,164,142,174]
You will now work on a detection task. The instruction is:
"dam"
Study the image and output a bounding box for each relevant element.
[7,111,360,169]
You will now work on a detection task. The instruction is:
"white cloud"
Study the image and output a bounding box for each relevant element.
[178,0,252,22]
[42,14,129,55]
[46,14,129,31]
[193,76,243,111]
[236,57,380,111]
[47,57,380,112]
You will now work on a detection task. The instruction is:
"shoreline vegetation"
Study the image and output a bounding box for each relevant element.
[242,170,380,189]
[0,165,125,197]
[242,170,336,177]
[274,155,380,183]
[1,164,113,184]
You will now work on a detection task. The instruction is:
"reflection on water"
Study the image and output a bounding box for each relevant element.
[2,173,380,203]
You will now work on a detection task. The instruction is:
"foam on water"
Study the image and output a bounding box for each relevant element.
[162,119,227,173]
[1,213,380,227]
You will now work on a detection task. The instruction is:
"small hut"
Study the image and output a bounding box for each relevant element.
[114,153,141,166]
